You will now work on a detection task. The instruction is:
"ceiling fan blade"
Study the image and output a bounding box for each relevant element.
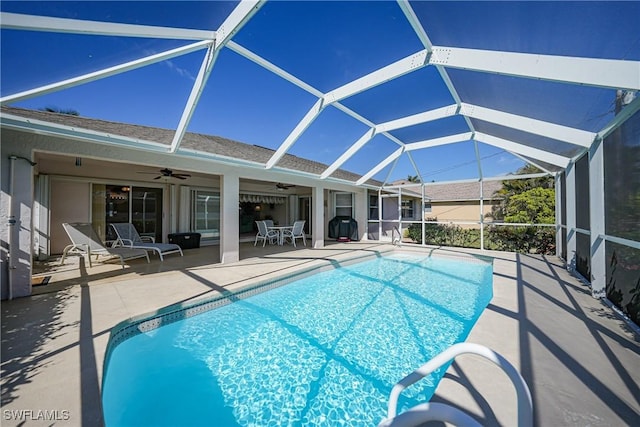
[173,173,191,179]
[174,175,188,180]
[153,176,162,180]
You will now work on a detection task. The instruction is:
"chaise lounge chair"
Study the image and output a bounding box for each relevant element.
[110,223,183,261]
[60,222,150,269]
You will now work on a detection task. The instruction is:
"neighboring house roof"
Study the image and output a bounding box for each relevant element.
[390,179,505,201]
[1,106,377,185]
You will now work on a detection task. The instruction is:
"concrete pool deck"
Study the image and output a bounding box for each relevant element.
[1,242,638,426]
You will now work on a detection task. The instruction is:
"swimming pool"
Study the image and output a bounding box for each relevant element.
[102,252,493,426]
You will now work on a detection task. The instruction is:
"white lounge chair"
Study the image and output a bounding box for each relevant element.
[110,223,183,261]
[255,220,278,247]
[60,222,150,269]
[282,220,307,247]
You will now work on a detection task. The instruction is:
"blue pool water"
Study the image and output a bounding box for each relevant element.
[102,253,493,426]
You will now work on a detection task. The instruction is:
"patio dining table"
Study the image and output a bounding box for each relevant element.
[267,225,294,245]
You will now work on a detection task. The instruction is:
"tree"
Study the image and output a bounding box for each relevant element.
[489,164,554,222]
[487,164,556,254]
[406,174,419,183]
[504,187,556,224]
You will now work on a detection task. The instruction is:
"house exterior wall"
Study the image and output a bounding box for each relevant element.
[50,179,91,254]
[429,200,498,227]
[0,125,368,299]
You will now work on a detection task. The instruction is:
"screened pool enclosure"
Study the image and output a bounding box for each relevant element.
[1,1,639,323]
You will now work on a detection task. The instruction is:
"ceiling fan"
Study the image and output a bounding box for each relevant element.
[138,168,191,180]
[276,183,295,191]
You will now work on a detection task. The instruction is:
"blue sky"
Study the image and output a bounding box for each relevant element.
[2,1,638,183]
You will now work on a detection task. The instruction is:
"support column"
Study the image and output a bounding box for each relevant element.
[589,138,606,298]
[312,185,324,248]
[555,174,564,259]
[480,180,485,250]
[220,173,239,264]
[178,185,190,233]
[34,174,50,261]
[354,189,367,241]
[565,161,577,272]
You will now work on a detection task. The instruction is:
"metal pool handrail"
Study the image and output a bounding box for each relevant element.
[380,342,533,427]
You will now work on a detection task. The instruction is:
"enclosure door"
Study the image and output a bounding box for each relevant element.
[298,196,312,235]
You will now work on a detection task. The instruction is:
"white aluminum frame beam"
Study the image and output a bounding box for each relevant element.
[405,132,473,151]
[215,0,265,47]
[589,137,606,298]
[170,0,265,153]
[430,46,640,91]
[460,103,596,148]
[170,46,219,153]
[0,41,212,105]
[265,98,325,168]
[375,104,458,133]
[357,147,404,185]
[324,50,429,103]
[226,41,324,98]
[321,128,376,179]
[0,12,215,40]
[475,132,570,168]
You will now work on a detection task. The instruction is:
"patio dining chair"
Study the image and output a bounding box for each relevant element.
[255,220,278,247]
[110,223,183,261]
[282,220,307,247]
[60,222,150,269]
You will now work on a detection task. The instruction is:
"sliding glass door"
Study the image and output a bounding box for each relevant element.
[92,184,163,243]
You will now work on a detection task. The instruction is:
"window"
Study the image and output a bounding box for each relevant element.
[424,203,432,214]
[401,199,414,219]
[368,192,379,220]
[192,190,220,239]
[335,192,353,217]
